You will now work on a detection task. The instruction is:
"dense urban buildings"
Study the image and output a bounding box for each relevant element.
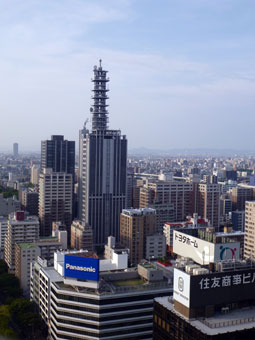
[140,180,194,223]
[154,220,255,339]
[78,61,127,246]
[2,60,255,340]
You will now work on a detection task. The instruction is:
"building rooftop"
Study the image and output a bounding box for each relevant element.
[37,236,60,244]
[17,242,37,249]
[139,263,157,270]
[66,251,98,259]
[47,265,172,297]
[122,208,156,216]
[156,296,255,336]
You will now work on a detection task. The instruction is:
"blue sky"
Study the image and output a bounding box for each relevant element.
[0,0,255,152]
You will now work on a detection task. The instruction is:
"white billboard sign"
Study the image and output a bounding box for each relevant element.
[173,268,190,308]
[173,231,240,265]
[173,230,214,265]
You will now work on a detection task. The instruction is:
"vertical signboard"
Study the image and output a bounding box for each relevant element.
[173,268,191,308]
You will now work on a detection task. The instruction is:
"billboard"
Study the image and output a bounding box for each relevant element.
[173,268,190,308]
[173,230,240,265]
[64,255,99,281]
[189,268,255,308]
[214,243,240,262]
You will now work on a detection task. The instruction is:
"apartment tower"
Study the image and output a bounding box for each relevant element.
[39,168,72,237]
[120,208,156,265]
[4,211,40,273]
[244,201,255,258]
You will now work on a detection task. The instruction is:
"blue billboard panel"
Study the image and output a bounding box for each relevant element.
[64,255,99,281]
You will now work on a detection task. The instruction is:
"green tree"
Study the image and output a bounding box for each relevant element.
[0,305,17,339]
[0,273,22,303]
[0,259,8,274]
[9,299,47,339]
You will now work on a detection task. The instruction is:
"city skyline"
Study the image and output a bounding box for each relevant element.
[1,1,255,152]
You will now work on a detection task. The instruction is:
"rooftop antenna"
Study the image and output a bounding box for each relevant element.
[99,59,102,67]
[84,118,89,129]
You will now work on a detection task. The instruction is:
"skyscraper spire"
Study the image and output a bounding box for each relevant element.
[91,60,109,131]
[79,62,127,246]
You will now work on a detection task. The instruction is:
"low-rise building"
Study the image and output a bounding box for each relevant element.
[70,220,93,251]
[0,193,21,216]
[146,233,166,261]
[163,214,209,249]
[15,242,40,295]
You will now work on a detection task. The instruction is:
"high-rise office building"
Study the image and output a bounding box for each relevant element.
[39,168,72,237]
[120,208,156,265]
[196,183,220,228]
[30,164,40,185]
[41,135,75,181]
[79,61,127,246]
[13,142,18,157]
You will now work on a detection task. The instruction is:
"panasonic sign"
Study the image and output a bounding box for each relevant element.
[64,255,99,281]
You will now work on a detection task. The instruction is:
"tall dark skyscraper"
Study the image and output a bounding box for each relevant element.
[40,135,75,238]
[41,135,75,181]
[79,61,127,246]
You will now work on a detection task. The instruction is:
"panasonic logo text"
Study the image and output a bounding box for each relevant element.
[65,263,96,273]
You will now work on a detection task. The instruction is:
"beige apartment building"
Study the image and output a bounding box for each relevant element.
[4,211,40,273]
[244,201,255,258]
[15,242,40,295]
[139,180,193,230]
[196,183,220,228]
[70,220,93,251]
[120,208,156,265]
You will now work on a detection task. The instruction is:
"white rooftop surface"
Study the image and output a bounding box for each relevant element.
[42,266,63,282]
[215,231,245,237]
[155,296,255,335]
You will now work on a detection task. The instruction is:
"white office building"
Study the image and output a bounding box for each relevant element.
[31,245,172,340]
